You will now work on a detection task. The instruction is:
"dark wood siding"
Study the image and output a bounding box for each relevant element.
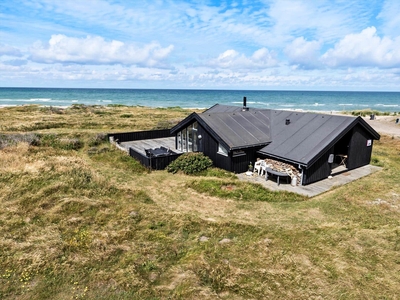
[347,125,373,169]
[197,125,232,171]
[232,147,264,173]
[231,154,251,173]
[197,124,263,173]
[303,146,334,185]
[108,129,172,143]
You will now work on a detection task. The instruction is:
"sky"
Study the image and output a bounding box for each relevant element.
[1,0,400,91]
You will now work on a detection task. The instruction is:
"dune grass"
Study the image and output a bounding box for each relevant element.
[0,105,399,299]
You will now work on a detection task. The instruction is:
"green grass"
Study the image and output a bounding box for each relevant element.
[188,178,306,202]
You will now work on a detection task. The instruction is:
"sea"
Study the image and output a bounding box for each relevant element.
[0,87,399,113]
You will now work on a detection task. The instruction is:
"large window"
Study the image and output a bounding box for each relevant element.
[177,122,198,152]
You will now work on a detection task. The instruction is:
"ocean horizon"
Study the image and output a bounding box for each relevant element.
[0,87,399,113]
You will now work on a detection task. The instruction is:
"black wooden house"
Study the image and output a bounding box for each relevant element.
[170,102,380,185]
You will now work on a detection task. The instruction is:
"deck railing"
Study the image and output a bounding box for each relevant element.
[108,129,181,170]
[129,147,182,170]
[108,129,172,143]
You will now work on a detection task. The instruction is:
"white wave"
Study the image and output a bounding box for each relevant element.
[375,104,399,107]
[29,98,52,102]
[338,103,354,106]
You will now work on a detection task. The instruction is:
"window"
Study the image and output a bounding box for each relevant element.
[218,143,228,156]
[178,122,198,153]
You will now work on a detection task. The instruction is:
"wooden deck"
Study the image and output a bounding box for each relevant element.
[120,137,181,156]
[237,165,382,197]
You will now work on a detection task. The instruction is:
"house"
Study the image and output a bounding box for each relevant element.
[170,99,380,185]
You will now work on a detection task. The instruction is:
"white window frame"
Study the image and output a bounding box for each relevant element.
[217,143,228,156]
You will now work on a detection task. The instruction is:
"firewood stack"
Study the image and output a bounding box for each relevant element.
[262,158,301,185]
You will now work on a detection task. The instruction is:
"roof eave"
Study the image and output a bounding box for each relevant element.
[230,141,271,151]
[257,150,307,167]
[170,112,199,134]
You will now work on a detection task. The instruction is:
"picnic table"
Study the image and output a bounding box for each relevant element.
[265,167,291,186]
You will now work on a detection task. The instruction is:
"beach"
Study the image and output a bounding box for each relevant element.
[362,115,399,138]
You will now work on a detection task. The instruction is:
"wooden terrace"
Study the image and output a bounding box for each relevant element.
[120,137,182,156]
[238,165,381,197]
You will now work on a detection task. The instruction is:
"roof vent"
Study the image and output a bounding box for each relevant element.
[285,118,290,125]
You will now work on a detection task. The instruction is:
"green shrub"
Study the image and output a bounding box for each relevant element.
[88,133,108,147]
[120,114,133,118]
[166,152,213,175]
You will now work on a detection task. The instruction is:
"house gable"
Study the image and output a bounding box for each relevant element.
[171,108,272,152]
[258,112,380,168]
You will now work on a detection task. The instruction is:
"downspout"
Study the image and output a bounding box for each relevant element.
[298,164,304,186]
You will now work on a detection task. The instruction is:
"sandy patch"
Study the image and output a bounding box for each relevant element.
[362,115,399,138]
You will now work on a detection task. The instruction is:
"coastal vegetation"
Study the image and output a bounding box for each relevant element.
[347,109,398,117]
[1,105,399,299]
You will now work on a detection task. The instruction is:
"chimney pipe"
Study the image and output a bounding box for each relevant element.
[285,118,290,125]
[242,96,249,111]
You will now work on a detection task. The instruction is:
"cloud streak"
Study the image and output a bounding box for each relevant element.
[1,0,400,90]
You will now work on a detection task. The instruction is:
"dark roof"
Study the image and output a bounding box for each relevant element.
[258,110,380,166]
[204,103,245,113]
[171,104,380,166]
[198,110,271,150]
[171,108,272,150]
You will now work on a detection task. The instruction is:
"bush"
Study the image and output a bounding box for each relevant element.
[88,133,108,147]
[166,152,213,175]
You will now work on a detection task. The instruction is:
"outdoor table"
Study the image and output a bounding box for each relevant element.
[265,167,291,186]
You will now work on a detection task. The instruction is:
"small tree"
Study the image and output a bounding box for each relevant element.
[166,152,213,175]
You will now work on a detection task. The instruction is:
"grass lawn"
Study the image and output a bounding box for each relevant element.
[1,105,399,299]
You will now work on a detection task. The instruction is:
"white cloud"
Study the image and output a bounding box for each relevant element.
[321,27,400,68]
[29,35,174,68]
[267,0,372,45]
[377,0,400,37]
[207,48,278,70]
[0,44,23,57]
[285,37,322,69]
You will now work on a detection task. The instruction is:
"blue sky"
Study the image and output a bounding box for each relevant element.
[1,0,400,90]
